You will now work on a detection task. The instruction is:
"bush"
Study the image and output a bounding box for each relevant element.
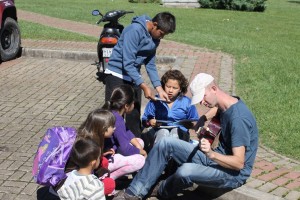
[129,0,161,3]
[198,0,266,11]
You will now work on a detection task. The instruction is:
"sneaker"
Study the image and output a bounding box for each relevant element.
[112,189,141,200]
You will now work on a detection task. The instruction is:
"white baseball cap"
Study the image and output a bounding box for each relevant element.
[189,73,214,105]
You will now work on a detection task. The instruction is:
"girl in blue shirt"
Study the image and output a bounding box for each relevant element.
[142,70,199,144]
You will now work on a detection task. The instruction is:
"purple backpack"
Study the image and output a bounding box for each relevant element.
[32,126,77,186]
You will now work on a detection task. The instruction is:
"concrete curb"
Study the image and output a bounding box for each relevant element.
[22,47,98,61]
[22,47,176,64]
[218,186,285,200]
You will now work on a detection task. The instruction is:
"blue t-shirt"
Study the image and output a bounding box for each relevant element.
[215,98,258,184]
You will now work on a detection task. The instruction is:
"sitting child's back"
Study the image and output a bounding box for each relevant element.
[58,170,104,200]
[58,137,105,200]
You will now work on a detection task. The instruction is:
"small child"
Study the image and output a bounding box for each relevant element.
[58,137,105,200]
[66,108,116,196]
[142,69,199,144]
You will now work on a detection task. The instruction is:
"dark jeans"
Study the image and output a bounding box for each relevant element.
[104,75,142,138]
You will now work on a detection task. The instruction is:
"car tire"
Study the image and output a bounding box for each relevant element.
[0,17,21,62]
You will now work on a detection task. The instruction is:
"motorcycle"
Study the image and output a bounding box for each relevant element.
[92,9,134,82]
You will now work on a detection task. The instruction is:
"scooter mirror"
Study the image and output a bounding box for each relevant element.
[92,10,102,16]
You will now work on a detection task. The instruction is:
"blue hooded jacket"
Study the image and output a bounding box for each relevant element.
[106,15,161,88]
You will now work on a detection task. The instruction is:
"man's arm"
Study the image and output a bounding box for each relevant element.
[122,29,144,85]
[200,139,245,171]
[193,107,218,132]
[140,83,154,100]
[143,50,170,101]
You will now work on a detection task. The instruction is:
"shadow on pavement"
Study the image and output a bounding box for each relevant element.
[179,185,233,200]
[36,186,60,200]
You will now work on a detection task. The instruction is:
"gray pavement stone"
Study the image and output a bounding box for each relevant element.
[19,166,34,174]
[20,172,34,182]
[0,174,9,181]
[0,185,24,194]
[0,193,17,200]
[245,178,266,188]
[0,160,14,169]
[2,180,28,189]
[8,152,31,162]
[285,190,300,200]
[9,161,25,171]
[270,186,289,197]
[257,182,278,193]
[0,169,14,176]
[9,171,26,181]
[21,183,39,195]
[15,194,37,200]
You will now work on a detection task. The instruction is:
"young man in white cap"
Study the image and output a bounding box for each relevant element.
[113,73,258,200]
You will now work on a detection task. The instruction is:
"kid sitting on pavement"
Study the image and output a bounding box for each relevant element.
[66,108,117,196]
[58,137,105,200]
[102,85,146,180]
[142,69,199,145]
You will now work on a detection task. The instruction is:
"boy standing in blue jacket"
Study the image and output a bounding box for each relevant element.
[104,12,176,137]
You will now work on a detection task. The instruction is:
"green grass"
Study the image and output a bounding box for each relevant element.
[19,21,96,41]
[16,0,300,160]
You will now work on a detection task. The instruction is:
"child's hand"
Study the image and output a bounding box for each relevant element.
[130,138,143,150]
[140,149,147,158]
[103,148,115,156]
[149,119,159,127]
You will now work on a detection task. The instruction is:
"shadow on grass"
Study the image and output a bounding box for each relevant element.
[288,0,300,4]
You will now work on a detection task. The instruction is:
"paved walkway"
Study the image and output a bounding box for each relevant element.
[0,9,299,199]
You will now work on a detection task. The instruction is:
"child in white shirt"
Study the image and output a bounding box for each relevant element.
[58,137,105,200]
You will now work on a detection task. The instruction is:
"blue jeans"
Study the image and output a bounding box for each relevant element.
[128,137,242,198]
[153,128,178,143]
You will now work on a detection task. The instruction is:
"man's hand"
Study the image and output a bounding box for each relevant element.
[200,138,246,171]
[199,138,214,158]
[156,86,170,102]
[140,83,155,100]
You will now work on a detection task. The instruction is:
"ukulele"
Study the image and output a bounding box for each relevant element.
[196,116,221,145]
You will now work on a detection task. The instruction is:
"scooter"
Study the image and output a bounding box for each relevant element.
[92,9,134,82]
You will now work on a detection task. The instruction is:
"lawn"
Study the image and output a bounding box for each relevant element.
[16,0,300,160]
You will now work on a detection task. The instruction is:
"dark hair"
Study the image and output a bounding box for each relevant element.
[161,69,188,96]
[77,109,115,155]
[102,85,135,111]
[71,137,101,168]
[152,12,176,34]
